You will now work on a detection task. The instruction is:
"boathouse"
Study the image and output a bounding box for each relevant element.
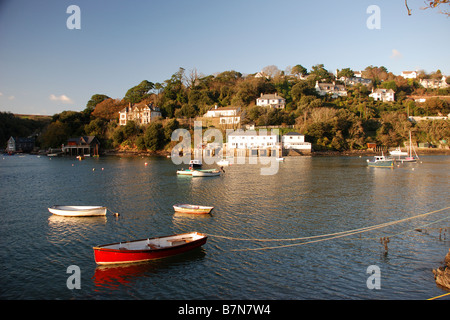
[6,136,35,153]
[62,136,100,156]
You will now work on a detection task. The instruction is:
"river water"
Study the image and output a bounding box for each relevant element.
[0,154,449,300]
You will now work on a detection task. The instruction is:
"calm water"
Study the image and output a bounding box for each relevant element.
[0,154,449,300]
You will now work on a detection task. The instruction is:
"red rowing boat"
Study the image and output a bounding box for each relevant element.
[93,232,207,265]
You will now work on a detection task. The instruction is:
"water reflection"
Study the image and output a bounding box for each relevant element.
[92,249,206,290]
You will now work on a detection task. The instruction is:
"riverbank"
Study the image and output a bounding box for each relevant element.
[102,147,450,158]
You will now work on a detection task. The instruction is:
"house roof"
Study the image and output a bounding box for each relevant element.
[228,130,277,137]
[372,88,395,94]
[208,106,239,111]
[283,132,303,136]
[317,82,346,90]
[257,93,285,100]
[67,136,99,145]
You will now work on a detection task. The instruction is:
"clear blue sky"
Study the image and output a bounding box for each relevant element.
[0,0,449,115]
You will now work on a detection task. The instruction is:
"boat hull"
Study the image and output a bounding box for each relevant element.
[173,204,214,214]
[93,232,207,265]
[48,205,107,217]
[367,161,394,167]
[191,170,221,177]
[177,169,218,176]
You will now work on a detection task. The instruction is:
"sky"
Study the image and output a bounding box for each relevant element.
[0,0,449,115]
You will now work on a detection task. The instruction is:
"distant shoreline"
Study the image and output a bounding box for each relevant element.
[102,148,450,158]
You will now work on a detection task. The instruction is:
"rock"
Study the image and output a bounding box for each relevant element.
[433,248,450,289]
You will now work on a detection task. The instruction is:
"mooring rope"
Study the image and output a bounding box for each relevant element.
[207,206,450,252]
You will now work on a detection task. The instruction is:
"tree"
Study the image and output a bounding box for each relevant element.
[41,120,70,148]
[144,122,164,151]
[261,65,282,79]
[124,80,154,104]
[337,68,354,79]
[309,64,333,82]
[291,65,308,78]
[92,98,128,120]
[85,94,110,114]
[405,0,450,16]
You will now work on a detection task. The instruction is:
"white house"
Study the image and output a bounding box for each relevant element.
[419,76,448,89]
[401,71,417,79]
[204,105,241,125]
[281,132,312,151]
[119,102,161,126]
[227,130,279,149]
[315,81,347,98]
[369,88,395,102]
[256,93,286,109]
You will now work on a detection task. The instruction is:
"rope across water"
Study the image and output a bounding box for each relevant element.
[207,206,450,252]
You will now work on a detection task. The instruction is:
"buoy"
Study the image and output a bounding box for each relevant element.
[145,162,148,166]
[102,168,104,171]
[92,168,95,171]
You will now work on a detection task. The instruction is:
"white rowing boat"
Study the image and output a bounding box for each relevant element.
[173,204,214,214]
[48,205,107,217]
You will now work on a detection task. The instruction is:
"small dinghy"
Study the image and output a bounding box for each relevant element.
[93,232,207,265]
[173,204,214,214]
[48,205,107,217]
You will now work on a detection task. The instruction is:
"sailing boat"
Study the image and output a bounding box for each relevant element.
[400,131,419,163]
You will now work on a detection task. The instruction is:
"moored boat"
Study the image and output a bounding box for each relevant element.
[173,204,214,214]
[189,159,202,168]
[217,158,230,166]
[191,169,221,177]
[48,205,107,217]
[389,147,407,156]
[176,168,218,176]
[93,232,207,265]
[366,153,394,168]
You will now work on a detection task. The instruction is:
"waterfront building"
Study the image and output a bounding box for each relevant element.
[62,136,100,156]
[227,130,279,150]
[281,132,312,152]
[6,136,35,153]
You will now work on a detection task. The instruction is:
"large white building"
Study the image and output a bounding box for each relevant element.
[227,130,279,149]
[118,102,161,126]
[204,105,241,125]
